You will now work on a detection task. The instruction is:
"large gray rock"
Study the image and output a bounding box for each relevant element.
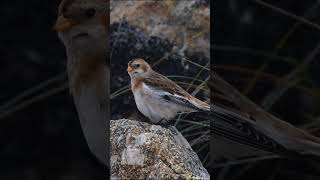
[111,119,210,179]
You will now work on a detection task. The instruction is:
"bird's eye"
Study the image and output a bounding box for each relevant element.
[85,8,96,18]
[133,64,140,68]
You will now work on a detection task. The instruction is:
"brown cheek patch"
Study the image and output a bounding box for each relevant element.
[132,78,143,91]
[54,16,76,32]
[127,65,133,73]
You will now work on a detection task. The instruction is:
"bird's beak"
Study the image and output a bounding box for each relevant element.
[127,65,133,73]
[54,15,76,32]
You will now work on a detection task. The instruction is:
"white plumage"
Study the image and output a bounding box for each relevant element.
[128,58,209,125]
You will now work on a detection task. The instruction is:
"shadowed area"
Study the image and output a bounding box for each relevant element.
[0,0,106,179]
[213,0,320,179]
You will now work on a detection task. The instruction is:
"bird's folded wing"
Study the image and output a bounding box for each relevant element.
[143,72,190,97]
[211,104,288,155]
[164,94,203,111]
[143,75,207,111]
[209,71,294,160]
[210,71,320,159]
[142,72,206,110]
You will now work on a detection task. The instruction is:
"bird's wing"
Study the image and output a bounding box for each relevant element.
[210,88,295,166]
[211,104,289,155]
[142,72,207,111]
[210,71,320,157]
[143,71,190,97]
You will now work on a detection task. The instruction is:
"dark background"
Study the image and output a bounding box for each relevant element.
[0,0,105,179]
[214,0,320,179]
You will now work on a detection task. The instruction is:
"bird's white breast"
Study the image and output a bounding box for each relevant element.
[73,84,107,165]
[132,82,184,123]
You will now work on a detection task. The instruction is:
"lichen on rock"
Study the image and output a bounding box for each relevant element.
[111,119,210,179]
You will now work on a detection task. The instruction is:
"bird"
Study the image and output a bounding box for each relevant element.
[127,58,210,125]
[210,71,320,165]
[54,0,109,166]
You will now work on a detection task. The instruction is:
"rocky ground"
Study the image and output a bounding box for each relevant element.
[111,119,209,179]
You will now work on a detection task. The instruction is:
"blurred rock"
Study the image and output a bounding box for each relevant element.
[110,119,210,179]
[110,0,210,58]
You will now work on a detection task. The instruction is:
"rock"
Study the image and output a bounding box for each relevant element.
[110,0,210,58]
[110,119,210,179]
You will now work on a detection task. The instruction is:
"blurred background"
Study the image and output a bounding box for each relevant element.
[214,0,320,179]
[0,0,105,179]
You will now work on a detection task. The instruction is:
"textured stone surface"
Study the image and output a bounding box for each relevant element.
[110,0,210,58]
[111,119,210,179]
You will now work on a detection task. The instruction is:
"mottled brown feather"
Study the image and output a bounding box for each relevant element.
[142,71,190,98]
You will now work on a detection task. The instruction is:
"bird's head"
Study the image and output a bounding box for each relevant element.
[54,0,108,56]
[127,58,152,79]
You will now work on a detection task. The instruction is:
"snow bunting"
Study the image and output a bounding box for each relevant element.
[127,58,210,125]
[55,0,108,166]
